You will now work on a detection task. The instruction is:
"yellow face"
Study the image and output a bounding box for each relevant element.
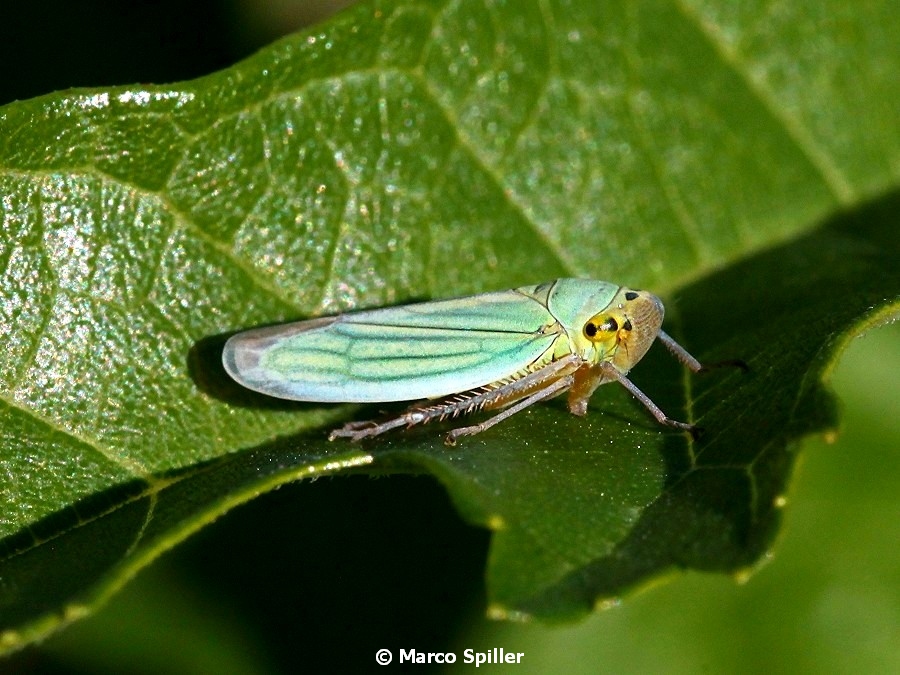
[579,288,665,373]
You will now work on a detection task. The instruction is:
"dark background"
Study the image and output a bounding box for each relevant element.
[0,0,354,105]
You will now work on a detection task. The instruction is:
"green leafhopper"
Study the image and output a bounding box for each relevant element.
[223,279,742,445]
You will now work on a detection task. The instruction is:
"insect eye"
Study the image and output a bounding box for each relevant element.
[599,317,618,332]
[585,316,619,339]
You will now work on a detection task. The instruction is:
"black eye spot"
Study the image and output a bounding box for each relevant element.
[600,317,619,332]
[624,291,639,301]
[584,322,597,337]
[623,319,633,331]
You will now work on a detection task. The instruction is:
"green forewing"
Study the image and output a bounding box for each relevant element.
[264,322,556,401]
[224,280,626,403]
[228,289,560,402]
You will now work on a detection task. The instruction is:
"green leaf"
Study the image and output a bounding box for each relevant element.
[0,0,898,650]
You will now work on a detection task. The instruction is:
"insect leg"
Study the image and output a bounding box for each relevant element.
[598,361,698,437]
[448,352,581,413]
[444,374,575,446]
[656,330,748,373]
[328,354,582,443]
[655,330,703,372]
[328,410,433,441]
